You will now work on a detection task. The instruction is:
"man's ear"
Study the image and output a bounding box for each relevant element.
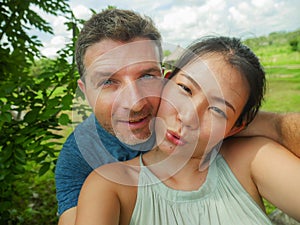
[77,79,86,94]
[164,70,172,79]
[226,122,247,137]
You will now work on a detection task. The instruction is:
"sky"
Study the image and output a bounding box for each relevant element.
[36,0,300,58]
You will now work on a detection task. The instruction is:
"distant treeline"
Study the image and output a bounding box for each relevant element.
[243,29,300,52]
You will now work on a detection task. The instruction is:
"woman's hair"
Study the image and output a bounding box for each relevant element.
[170,36,266,127]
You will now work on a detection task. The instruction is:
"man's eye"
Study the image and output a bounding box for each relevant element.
[178,84,192,95]
[140,74,156,80]
[209,106,227,119]
[97,79,114,87]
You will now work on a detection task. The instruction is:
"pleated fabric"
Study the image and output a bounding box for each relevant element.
[129,154,272,225]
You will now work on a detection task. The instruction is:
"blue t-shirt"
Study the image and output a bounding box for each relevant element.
[55,114,155,215]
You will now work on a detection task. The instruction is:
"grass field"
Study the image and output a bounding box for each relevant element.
[262,65,300,112]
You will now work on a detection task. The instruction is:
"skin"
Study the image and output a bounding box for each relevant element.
[238,111,300,157]
[78,38,163,145]
[76,54,300,225]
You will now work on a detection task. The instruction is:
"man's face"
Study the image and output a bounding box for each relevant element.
[78,38,163,145]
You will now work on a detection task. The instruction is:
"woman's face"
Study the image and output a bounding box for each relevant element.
[155,54,249,159]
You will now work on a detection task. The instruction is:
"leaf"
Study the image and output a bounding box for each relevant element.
[23,108,40,123]
[61,94,73,110]
[0,146,13,163]
[0,112,12,122]
[58,113,70,125]
[39,162,51,176]
[15,136,28,144]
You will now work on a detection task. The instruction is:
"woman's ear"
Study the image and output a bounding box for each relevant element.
[226,122,247,137]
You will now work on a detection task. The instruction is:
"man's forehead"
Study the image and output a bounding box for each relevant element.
[86,40,161,74]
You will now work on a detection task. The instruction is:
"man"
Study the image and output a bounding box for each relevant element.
[56,8,164,224]
[55,8,300,224]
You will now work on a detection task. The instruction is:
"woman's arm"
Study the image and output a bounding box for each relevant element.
[250,137,300,221]
[75,170,121,225]
[238,111,300,157]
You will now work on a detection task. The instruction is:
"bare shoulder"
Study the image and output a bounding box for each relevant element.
[89,158,141,187]
[220,136,283,208]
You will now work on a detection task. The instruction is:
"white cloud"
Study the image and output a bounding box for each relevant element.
[52,16,69,36]
[72,5,92,20]
[251,0,273,8]
[37,0,300,56]
[41,36,66,58]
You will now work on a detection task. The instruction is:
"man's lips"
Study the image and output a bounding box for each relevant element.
[166,130,186,146]
[117,114,152,130]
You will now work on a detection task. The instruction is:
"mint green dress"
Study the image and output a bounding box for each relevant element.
[129,154,273,225]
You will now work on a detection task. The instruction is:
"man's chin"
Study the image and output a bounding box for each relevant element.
[115,132,151,146]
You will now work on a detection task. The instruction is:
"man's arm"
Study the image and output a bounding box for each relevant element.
[237,111,300,157]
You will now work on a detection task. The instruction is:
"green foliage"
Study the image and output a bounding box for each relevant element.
[5,165,58,224]
[0,0,85,224]
[164,49,171,57]
[243,29,300,66]
[289,39,299,51]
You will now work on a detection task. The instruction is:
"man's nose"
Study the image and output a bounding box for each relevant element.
[120,81,148,112]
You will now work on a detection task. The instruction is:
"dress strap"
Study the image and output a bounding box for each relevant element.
[139,153,145,167]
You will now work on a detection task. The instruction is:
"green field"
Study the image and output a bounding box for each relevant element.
[262,65,300,112]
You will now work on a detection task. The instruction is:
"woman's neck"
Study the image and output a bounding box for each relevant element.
[142,148,209,191]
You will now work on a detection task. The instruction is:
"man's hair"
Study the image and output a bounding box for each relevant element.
[75,8,162,79]
[170,36,266,127]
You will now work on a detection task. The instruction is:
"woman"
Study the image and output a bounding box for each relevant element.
[75,36,300,225]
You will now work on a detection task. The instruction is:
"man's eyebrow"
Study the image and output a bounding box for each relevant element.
[91,66,162,78]
[139,67,162,75]
[211,96,236,113]
[91,71,113,78]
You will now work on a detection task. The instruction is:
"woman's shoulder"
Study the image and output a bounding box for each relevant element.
[91,157,141,187]
[220,137,276,208]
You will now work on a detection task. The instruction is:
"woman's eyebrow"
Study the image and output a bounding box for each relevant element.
[180,73,201,89]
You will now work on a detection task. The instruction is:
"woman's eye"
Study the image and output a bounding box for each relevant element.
[209,106,227,119]
[178,84,192,95]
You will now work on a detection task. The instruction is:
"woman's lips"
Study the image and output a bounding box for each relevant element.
[166,130,186,146]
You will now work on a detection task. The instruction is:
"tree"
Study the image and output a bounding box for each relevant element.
[0,0,83,223]
[289,39,299,51]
